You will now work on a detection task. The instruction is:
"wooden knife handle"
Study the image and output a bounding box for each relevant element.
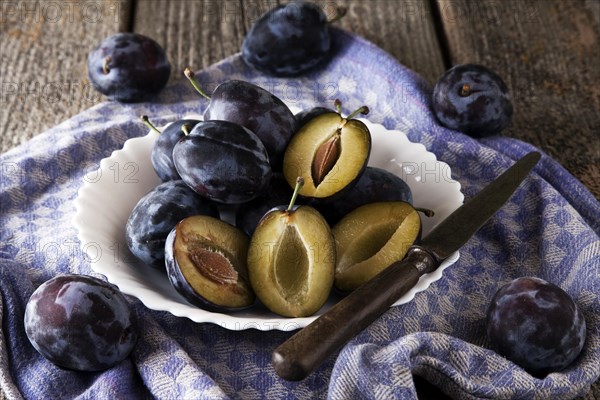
[272,246,438,381]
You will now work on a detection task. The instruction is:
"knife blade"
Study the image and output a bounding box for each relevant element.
[272,151,541,381]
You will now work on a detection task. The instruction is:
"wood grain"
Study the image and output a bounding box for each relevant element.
[0,0,131,153]
[436,0,600,199]
[328,0,446,85]
[132,0,250,79]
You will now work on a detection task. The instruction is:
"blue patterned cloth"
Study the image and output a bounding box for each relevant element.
[1,29,599,399]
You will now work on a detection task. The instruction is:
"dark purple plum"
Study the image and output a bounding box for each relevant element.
[242,1,335,76]
[185,71,297,170]
[165,215,255,311]
[236,173,298,236]
[315,167,413,225]
[149,119,201,181]
[24,274,137,372]
[432,64,513,137]
[87,33,171,102]
[125,180,219,269]
[486,276,586,377]
[295,106,332,129]
[173,120,272,204]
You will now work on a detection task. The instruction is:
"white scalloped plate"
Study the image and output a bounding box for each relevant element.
[72,110,463,331]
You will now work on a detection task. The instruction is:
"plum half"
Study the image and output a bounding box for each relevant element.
[332,201,422,292]
[165,215,255,311]
[247,178,335,317]
[283,107,371,199]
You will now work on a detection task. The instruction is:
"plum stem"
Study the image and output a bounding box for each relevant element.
[415,207,435,218]
[459,84,472,97]
[287,177,305,212]
[181,123,192,136]
[328,6,347,23]
[184,67,211,100]
[334,99,342,114]
[102,56,112,75]
[140,115,161,134]
[346,106,369,120]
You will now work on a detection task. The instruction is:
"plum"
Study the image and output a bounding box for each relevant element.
[283,106,371,200]
[247,178,335,317]
[332,201,422,292]
[165,215,255,311]
[147,118,201,181]
[432,64,513,137]
[173,120,272,204]
[486,276,586,377]
[204,80,298,170]
[242,1,336,76]
[24,274,137,371]
[185,70,297,170]
[125,180,219,269]
[87,33,171,102]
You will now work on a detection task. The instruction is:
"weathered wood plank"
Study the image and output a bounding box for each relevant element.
[132,0,446,85]
[330,0,446,85]
[0,0,132,153]
[132,0,250,79]
[436,0,600,199]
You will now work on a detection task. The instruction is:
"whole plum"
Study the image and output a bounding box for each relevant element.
[150,119,201,181]
[200,79,297,170]
[486,276,586,377]
[87,33,171,102]
[173,120,272,204]
[24,274,137,372]
[125,180,219,269]
[242,1,334,76]
[432,64,513,137]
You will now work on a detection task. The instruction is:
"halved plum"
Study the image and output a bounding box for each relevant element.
[332,201,422,292]
[165,215,255,311]
[283,109,371,200]
[247,178,335,317]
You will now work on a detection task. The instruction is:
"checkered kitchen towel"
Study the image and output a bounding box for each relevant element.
[1,28,599,399]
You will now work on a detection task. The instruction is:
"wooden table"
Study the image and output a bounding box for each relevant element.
[1,0,598,398]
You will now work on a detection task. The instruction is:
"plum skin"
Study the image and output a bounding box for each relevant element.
[24,274,137,372]
[242,1,331,76]
[173,120,272,204]
[125,180,219,269]
[151,119,201,181]
[486,276,586,377]
[432,64,513,137]
[235,173,296,236]
[204,80,297,170]
[87,33,171,102]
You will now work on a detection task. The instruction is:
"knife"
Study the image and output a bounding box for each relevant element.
[272,151,541,381]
